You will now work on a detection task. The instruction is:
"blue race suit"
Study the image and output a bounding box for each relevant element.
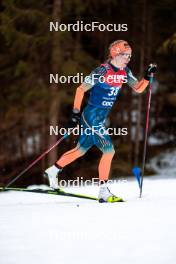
[77,62,138,153]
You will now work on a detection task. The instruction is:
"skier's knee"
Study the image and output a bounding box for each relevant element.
[110,149,115,157]
[103,149,115,157]
[78,148,88,157]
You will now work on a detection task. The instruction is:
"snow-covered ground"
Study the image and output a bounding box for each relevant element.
[0,175,176,264]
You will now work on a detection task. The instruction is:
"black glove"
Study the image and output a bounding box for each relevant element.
[68,110,81,129]
[144,63,157,80]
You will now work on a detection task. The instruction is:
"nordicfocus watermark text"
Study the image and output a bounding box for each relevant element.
[50,21,128,32]
[50,73,128,84]
[57,177,127,188]
[50,126,128,136]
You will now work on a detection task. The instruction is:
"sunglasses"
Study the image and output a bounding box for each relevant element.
[119,53,132,59]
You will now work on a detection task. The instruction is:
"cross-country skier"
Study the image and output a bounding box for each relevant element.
[44,40,157,202]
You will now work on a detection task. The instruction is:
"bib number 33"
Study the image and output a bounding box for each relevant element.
[108,87,120,96]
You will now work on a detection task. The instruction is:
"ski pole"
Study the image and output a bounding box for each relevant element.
[4,132,71,189]
[139,73,154,197]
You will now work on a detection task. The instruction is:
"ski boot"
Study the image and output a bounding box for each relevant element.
[44,165,62,189]
[98,185,124,203]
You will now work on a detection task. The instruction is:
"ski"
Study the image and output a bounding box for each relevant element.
[0,187,98,201]
[0,187,124,202]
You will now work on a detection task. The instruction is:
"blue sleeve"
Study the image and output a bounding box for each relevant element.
[83,65,107,90]
[126,67,138,88]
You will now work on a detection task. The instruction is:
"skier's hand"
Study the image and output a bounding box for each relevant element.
[68,109,81,129]
[144,63,157,80]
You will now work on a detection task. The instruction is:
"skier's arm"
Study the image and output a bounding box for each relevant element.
[127,64,157,93]
[126,68,148,93]
[73,84,87,112]
[69,82,92,128]
[73,65,107,111]
[132,79,149,93]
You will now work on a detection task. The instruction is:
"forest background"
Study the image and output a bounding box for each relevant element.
[0,0,176,187]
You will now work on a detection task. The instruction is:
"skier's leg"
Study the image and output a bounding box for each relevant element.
[96,134,123,202]
[55,145,88,168]
[45,132,93,189]
[95,132,115,181]
[44,145,88,189]
[98,150,123,202]
[98,150,115,181]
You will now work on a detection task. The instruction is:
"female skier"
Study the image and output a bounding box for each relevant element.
[44,40,157,202]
